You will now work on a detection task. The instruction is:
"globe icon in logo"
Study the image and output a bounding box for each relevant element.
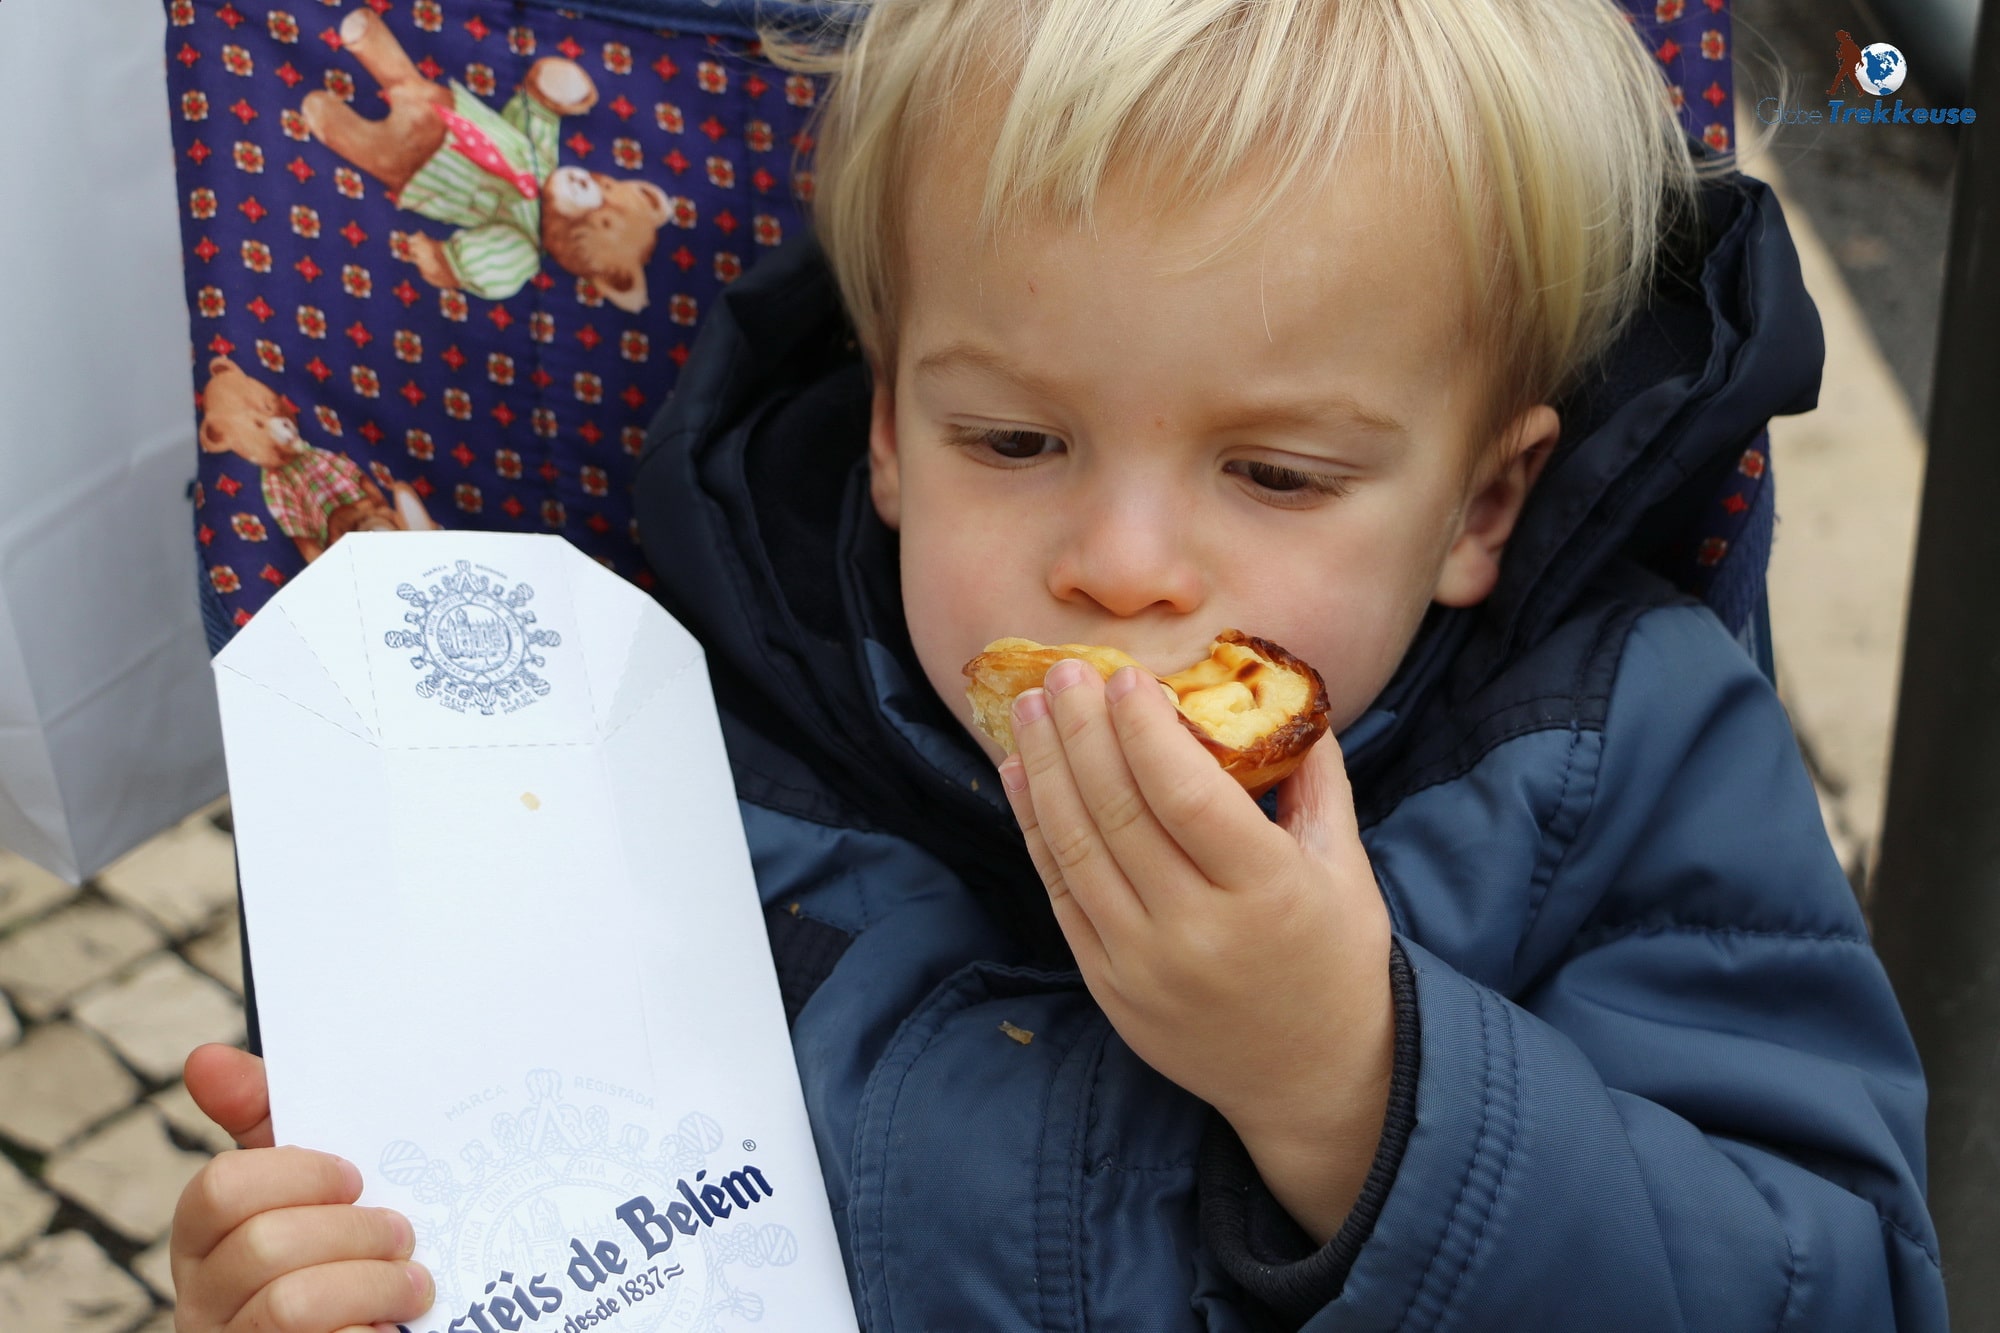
[1855,42,1907,96]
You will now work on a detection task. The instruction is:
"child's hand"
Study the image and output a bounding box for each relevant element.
[998,658,1396,1244]
[170,1044,434,1333]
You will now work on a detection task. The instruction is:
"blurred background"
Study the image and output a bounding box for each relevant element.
[1729,0,1964,900]
[0,0,1981,1328]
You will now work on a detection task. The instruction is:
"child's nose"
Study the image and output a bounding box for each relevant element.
[1045,483,1205,620]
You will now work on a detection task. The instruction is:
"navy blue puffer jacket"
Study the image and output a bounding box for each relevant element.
[634,175,1947,1331]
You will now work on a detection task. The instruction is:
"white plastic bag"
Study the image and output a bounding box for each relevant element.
[0,0,226,881]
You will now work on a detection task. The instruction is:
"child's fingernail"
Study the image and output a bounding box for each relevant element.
[1106,666,1140,701]
[1046,658,1088,694]
[386,1208,415,1257]
[407,1262,434,1307]
[1013,688,1049,726]
[1000,754,1027,793]
[337,1156,363,1196]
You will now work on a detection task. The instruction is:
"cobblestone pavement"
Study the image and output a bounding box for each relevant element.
[0,803,241,1332]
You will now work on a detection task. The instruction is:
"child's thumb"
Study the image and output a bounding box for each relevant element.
[1275,734,1363,867]
[184,1043,275,1150]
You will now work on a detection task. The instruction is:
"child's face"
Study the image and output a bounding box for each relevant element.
[868,144,1556,763]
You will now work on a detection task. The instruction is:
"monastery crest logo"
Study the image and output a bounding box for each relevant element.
[385,559,562,714]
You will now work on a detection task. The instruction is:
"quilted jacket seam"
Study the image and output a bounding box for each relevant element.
[1358,709,1587,828]
[1035,1019,1099,1333]
[1058,1025,1114,1333]
[1358,594,1650,829]
[1515,721,1588,958]
[1569,920,1870,955]
[1881,1211,1943,1270]
[1397,986,1516,1333]
[1429,996,1522,1332]
[850,968,988,1329]
[1707,1129,1801,1333]
[1516,601,1632,954]
[738,769,875,834]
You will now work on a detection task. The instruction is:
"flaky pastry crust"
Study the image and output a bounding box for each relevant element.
[963,630,1331,798]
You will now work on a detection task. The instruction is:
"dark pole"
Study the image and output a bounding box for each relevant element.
[1869,0,2000,1323]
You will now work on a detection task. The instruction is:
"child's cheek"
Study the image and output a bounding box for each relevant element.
[898,535,1004,749]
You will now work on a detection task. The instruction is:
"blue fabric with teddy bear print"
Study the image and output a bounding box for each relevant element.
[164,0,831,643]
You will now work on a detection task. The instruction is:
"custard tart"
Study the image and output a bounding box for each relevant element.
[964,631,1330,798]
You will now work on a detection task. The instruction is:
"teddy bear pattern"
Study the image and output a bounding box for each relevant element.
[198,355,435,563]
[301,8,673,310]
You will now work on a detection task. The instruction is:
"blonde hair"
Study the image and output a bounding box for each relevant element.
[760,0,1711,452]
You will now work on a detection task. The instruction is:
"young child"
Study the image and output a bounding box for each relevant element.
[170,0,1947,1328]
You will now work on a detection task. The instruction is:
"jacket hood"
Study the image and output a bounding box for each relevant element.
[634,174,1821,958]
[1454,173,1822,687]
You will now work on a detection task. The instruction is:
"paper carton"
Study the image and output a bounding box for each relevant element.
[212,530,858,1333]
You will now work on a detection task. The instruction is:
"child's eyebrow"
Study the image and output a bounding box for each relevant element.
[914,340,1407,439]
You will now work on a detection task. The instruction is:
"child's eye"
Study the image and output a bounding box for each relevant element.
[945,426,1065,463]
[1226,459,1355,504]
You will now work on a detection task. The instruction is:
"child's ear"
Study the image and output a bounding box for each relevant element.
[1432,404,1559,608]
[867,364,902,531]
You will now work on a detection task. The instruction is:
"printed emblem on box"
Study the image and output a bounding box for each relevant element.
[384,558,562,714]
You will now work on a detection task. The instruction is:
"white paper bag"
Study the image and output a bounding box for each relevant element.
[213,530,858,1333]
[0,0,227,882]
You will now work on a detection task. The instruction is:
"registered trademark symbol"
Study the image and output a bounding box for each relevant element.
[742,1139,757,1152]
